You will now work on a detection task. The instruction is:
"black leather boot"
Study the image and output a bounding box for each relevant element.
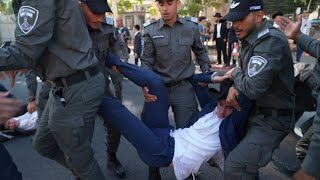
[108,154,126,178]
[148,167,161,180]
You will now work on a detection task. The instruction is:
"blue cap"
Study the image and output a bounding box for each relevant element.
[222,0,263,22]
[82,0,112,14]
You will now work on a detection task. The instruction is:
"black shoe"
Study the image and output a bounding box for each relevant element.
[108,156,126,178]
[148,167,162,180]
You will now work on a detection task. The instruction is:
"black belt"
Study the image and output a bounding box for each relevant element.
[165,79,187,88]
[54,66,100,87]
[257,107,293,116]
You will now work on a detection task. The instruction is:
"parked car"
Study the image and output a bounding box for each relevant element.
[311,18,320,29]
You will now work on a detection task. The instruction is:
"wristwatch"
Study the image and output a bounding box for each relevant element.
[28,96,36,102]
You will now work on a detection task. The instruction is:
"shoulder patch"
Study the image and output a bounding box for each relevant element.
[186,17,198,24]
[103,17,114,26]
[247,56,267,77]
[18,6,39,34]
[144,20,156,28]
[257,29,270,39]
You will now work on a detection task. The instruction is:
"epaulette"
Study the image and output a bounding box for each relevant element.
[186,17,198,24]
[257,28,270,39]
[143,20,156,28]
[103,17,114,26]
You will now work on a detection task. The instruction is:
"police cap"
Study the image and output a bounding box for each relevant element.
[221,0,263,22]
[81,0,112,14]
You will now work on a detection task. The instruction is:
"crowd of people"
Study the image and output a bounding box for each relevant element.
[0,0,319,180]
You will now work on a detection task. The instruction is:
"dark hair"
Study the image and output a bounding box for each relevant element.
[134,24,140,31]
[198,16,206,22]
[217,79,234,100]
[272,12,284,19]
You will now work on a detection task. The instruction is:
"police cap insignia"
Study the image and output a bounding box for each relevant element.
[248,56,267,77]
[18,6,39,34]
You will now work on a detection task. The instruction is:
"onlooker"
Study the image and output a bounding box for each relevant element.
[222,0,295,179]
[213,12,228,66]
[296,10,311,62]
[140,0,211,178]
[198,16,207,44]
[279,14,320,180]
[272,11,284,29]
[133,24,142,66]
[116,16,131,62]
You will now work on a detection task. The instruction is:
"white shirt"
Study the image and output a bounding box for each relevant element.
[15,111,37,132]
[301,17,311,36]
[216,23,222,38]
[170,108,223,180]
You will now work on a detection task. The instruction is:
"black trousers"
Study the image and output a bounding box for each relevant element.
[216,38,228,65]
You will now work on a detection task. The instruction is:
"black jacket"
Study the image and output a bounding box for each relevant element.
[213,22,228,41]
[134,31,142,54]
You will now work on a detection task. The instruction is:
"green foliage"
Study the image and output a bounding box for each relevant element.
[179,0,222,17]
[179,1,202,17]
[147,6,158,16]
[117,0,142,15]
[0,0,13,15]
[264,0,320,16]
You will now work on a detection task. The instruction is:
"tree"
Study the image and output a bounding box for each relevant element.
[178,0,202,17]
[264,0,320,16]
[0,0,13,15]
[116,0,142,15]
[147,6,158,17]
[178,0,223,17]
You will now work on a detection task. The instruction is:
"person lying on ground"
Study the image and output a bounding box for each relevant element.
[3,110,37,134]
[98,54,253,179]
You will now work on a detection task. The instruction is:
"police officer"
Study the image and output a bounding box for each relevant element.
[105,26,129,103]
[140,0,211,179]
[87,3,127,177]
[1,0,107,180]
[221,0,295,179]
[23,0,127,178]
[279,15,320,180]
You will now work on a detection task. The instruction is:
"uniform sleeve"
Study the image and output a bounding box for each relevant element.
[192,27,210,72]
[140,31,155,71]
[301,108,320,177]
[231,37,283,99]
[25,69,38,97]
[0,0,55,71]
[117,34,130,60]
[297,33,320,61]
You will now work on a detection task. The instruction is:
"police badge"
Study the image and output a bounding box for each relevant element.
[247,56,267,77]
[17,6,39,34]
